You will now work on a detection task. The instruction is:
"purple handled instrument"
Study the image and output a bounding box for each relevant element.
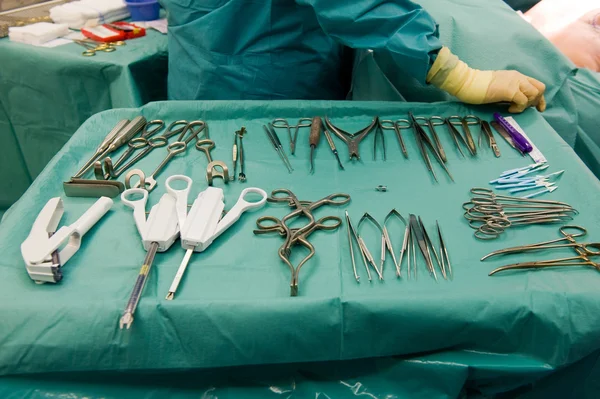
[493,113,533,154]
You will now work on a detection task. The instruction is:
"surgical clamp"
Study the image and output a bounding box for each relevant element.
[324,117,378,160]
[271,118,312,155]
[196,139,230,185]
[481,226,600,276]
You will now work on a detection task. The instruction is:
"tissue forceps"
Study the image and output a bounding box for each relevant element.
[480,120,501,157]
[409,112,454,182]
[271,118,312,154]
[448,116,477,155]
[482,226,600,275]
[415,116,447,162]
[379,119,409,158]
[324,117,378,160]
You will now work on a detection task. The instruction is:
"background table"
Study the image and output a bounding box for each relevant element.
[1,100,599,397]
[0,30,167,217]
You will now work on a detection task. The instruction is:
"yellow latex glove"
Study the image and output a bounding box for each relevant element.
[427,47,547,113]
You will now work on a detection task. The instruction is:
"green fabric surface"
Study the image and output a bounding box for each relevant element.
[350,0,600,178]
[1,100,600,397]
[0,30,168,212]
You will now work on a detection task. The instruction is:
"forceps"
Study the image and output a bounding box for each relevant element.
[447,116,477,155]
[481,226,600,275]
[409,112,454,182]
[480,121,501,157]
[379,119,409,158]
[271,118,312,154]
[325,117,378,160]
[415,116,447,163]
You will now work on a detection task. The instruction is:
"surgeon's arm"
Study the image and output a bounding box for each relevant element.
[298,0,546,113]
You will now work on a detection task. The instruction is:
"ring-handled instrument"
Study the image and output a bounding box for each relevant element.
[120,178,185,329]
[271,118,312,155]
[21,197,113,284]
[324,117,378,160]
[165,175,267,300]
[254,189,350,296]
[481,226,600,276]
[95,119,166,180]
[409,112,454,183]
[479,120,501,157]
[309,116,322,174]
[255,214,341,296]
[464,187,577,240]
[414,116,446,163]
[383,209,405,277]
[379,119,409,158]
[64,117,146,197]
[128,121,207,191]
[358,213,385,279]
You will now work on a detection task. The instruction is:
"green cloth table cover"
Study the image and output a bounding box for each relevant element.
[351,0,600,181]
[0,30,168,214]
[0,100,599,397]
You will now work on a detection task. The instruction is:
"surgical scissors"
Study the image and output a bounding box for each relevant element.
[481,226,600,275]
[271,118,312,155]
[379,119,409,158]
[325,117,378,160]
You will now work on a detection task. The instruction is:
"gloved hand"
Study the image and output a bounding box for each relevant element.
[427,47,546,113]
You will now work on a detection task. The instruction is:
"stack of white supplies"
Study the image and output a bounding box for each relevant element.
[50,0,130,29]
[8,22,69,46]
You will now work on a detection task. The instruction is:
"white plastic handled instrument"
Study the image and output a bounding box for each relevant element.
[165,175,267,300]
[21,197,113,283]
